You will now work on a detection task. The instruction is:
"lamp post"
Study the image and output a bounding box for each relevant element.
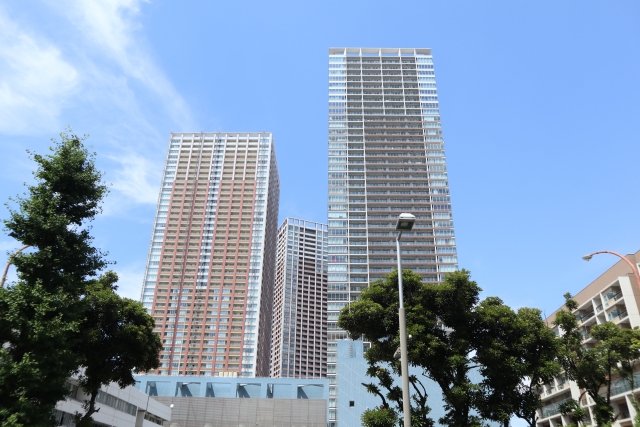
[582,250,640,291]
[396,213,415,427]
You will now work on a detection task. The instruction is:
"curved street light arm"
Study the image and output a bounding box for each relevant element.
[1,245,30,288]
[584,250,640,292]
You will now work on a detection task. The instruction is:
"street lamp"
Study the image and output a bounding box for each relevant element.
[396,213,415,427]
[582,250,640,291]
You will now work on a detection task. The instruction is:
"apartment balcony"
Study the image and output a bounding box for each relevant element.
[576,310,596,324]
[608,308,629,322]
[540,397,572,419]
[605,290,624,307]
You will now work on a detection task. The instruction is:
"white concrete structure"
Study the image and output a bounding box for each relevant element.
[55,377,171,427]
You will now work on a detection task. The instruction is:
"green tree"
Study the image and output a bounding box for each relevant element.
[359,363,433,427]
[554,293,640,426]
[0,131,108,427]
[339,269,550,427]
[1,131,162,427]
[558,399,588,426]
[475,302,561,427]
[73,271,161,427]
[361,407,399,427]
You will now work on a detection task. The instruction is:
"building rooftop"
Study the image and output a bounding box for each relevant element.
[328,47,431,56]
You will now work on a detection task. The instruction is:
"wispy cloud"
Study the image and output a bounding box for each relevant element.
[112,262,145,300]
[57,0,193,128]
[0,9,78,135]
[109,152,161,205]
[0,0,194,210]
[0,239,21,253]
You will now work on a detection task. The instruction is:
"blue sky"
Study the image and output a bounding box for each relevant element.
[1,0,639,322]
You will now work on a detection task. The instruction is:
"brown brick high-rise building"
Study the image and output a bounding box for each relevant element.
[141,132,279,378]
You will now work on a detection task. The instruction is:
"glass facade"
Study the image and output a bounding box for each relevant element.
[326,47,458,425]
[270,218,328,378]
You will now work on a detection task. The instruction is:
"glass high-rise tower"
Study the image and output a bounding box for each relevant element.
[141,132,279,378]
[270,218,328,379]
[327,48,458,425]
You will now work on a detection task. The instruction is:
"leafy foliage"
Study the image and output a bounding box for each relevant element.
[73,271,161,427]
[475,302,560,427]
[0,131,161,427]
[361,407,399,427]
[360,364,433,427]
[339,269,559,427]
[559,399,588,426]
[0,131,108,427]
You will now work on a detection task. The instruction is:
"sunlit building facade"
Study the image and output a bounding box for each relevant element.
[141,132,279,378]
[539,250,640,427]
[326,47,458,424]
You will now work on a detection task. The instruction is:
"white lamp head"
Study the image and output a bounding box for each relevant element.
[396,213,416,231]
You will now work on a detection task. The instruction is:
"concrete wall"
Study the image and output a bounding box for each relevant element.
[152,396,326,427]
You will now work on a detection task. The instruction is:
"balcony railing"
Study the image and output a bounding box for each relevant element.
[577,311,595,322]
[608,309,628,321]
[541,398,571,418]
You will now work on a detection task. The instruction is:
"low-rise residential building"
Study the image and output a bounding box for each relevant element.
[538,250,640,427]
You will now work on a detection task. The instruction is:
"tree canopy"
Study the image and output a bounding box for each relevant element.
[73,271,161,427]
[338,269,559,427]
[0,131,160,427]
[0,132,109,427]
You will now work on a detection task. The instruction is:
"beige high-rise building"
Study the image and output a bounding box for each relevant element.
[539,250,640,427]
[270,218,328,378]
[141,132,279,378]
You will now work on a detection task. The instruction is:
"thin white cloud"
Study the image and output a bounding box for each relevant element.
[0,0,197,210]
[112,262,145,301]
[109,152,161,205]
[0,239,21,253]
[0,9,79,135]
[56,0,194,129]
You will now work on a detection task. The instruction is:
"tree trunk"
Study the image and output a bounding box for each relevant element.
[75,389,99,427]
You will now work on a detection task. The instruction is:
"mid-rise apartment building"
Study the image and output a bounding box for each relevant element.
[270,218,328,378]
[327,47,458,424]
[140,132,279,378]
[539,250,640,427]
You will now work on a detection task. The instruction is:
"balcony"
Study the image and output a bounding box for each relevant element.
[541,398,571,418]
[608,309,628,322]
[576,310,595,323]
[604,290,623,306]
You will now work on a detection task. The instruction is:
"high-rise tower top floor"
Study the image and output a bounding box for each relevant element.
[329,47,432,56]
